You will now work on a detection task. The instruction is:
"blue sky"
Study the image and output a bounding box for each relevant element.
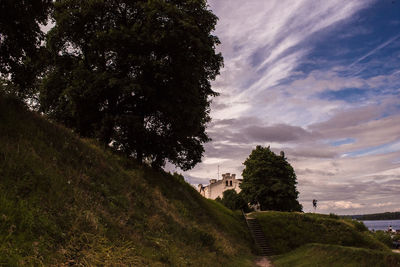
[171,0,400,215]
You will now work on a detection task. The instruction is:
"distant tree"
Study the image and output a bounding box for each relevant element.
[0,0,52,98]
[40,0,223,170]
[220,189,249,211]
[357,212,400,221]
[240,146,302,211]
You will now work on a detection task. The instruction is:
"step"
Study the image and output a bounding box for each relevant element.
[245,217,274,256]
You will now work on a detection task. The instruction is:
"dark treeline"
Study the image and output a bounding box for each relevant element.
[343,212,400,221]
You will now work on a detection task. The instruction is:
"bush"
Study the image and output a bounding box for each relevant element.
[351,220,368,232]
[220,190,250,212]
[329,213,339,219]
[373,231,393,248]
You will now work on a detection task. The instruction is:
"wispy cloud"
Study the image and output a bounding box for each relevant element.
[175,0,400,215]
[349,34,400,67]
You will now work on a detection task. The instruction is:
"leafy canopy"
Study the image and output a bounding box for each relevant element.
[240,146,302,211]
[0,0,52,98]
[217,189,249,212]
[39,0,223,170]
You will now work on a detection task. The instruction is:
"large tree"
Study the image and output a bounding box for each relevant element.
[240,146,302,211]
[40,0,223,170]
[0,0,52,98]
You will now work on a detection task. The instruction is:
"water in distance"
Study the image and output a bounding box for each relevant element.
[362,219,400,231]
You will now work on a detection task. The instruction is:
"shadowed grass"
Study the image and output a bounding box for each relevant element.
[272,243,400,267]
[251,211,388,254]
[0,94,255,266]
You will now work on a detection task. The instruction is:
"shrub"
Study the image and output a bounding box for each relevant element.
[220,190,250,212]
[329,213,339,219]
[352,220,368,232]
[373,231,393,248]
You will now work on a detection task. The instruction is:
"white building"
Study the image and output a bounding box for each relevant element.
[197,173,242,199]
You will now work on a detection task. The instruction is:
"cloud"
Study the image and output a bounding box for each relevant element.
[320,201,364,210]
[242,124,313,142]
[349,34,400,67]
[371,202,393,208]
[297,168,336,177]
[178,0,400,215]
[208,0,373,119]
[309,105,383,130]
[284,146,338,159]
[184,174,211,185]
[202,157,230,165]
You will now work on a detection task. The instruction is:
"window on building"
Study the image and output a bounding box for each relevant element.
[230,180,232,186]
[226,181,228,186]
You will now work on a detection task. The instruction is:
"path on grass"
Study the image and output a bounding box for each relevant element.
[255,257,273,267]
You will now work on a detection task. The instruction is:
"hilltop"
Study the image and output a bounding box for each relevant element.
[0,94,255,266]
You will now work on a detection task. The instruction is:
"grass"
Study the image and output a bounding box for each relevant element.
[251,211,389,255]
[4,93,396,266]
[0,94,255,266]
[272,243,400,267]
[252,211,399,266]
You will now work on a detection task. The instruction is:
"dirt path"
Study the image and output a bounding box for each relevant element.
[255,257,273,267]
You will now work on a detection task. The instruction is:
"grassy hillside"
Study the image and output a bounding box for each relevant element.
[0,94,255,266]
[252,211,400,266]
[251,211,388,254]
[272,243,400,267]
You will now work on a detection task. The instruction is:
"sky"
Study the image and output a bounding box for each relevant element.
[170,0,400,215]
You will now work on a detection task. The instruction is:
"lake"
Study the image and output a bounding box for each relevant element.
[362,219,400,231]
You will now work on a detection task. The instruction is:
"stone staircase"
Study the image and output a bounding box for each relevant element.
[245,217,274,256]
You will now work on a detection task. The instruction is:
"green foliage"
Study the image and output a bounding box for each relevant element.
[0,96,254,266]
[329,213,340,219]
[40,0,223,170]
[240,146,302,211]
[219,189,250,212]
[272,243,400,267]
[252,211,388,254]
[0,0,52,98]
[351,220,369,232]
[373,231,394,248]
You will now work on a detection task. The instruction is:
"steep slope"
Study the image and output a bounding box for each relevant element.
[0,94,254,266]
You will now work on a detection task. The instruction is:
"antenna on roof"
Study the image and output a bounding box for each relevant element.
[217,165,220,180]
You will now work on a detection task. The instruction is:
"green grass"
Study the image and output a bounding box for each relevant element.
[4,93,396,266]
[272,243,400,267]
[252,211,388,254]
[0,94,255,266]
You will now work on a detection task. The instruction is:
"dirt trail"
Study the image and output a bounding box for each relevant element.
[255,257,273,267]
